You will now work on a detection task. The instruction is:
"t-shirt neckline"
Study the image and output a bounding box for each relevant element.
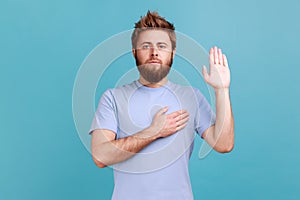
[134,80,172,92]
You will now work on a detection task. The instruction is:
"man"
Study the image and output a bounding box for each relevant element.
[90,11,234,200]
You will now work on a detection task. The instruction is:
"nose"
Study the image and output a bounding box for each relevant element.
[150,47,158,57]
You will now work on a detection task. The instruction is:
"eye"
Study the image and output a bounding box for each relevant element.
[142,44,150,49]
[158,44,166,49]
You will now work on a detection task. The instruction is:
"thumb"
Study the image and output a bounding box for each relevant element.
[202,65,209,82]
[157,106,168,115]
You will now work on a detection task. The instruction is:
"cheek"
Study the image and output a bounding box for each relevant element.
[161,52,173,62]
[136,51,149,61]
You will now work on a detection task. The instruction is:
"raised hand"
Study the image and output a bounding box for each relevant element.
[202,46,231,89]
[149,107,189,138]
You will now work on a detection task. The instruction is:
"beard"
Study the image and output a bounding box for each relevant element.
[135,53,173,83]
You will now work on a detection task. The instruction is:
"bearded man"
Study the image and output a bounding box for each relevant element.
[89,11,234,200]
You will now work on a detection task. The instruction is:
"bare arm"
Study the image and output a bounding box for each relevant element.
[91,107,189,168]
[201,46,234,153]
[202,88,234,153]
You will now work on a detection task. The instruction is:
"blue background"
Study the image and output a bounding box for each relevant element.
[1,0,300,199]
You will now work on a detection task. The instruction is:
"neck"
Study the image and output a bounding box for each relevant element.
[138,77,168,88]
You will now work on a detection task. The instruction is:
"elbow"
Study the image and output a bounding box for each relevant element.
[219,131,234,153]
[215,138,234,153]
[221,144,234,153]
[217,142,234,153]
[94,160,107,168]
[215,146,233,154]
[92,155,107,168]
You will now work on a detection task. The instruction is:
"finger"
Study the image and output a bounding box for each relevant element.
[167,109,187,118]
[214,46,219,64]
[202,65,209,82]
[175,123,187,131]
[156,106,168,116]
[174,112,189,122]
[176,116,189,126]
[209,48,214,65]
[223,54,229,68]
[218,48,224,66]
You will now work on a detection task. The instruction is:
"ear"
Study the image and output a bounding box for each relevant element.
[172,48,176,59]
[132,48,136,58]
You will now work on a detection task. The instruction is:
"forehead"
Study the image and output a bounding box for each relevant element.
[136,29,171,44]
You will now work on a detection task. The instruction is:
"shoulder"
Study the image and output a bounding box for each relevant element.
[103,81,137,95]
[100,81,138,104]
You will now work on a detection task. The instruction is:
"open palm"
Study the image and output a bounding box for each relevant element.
[202,46,231,89]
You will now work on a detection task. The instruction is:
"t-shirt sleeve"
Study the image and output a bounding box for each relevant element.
[194,89,216,138]
[89,89,118,134]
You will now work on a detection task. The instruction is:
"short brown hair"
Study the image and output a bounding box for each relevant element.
[131,11,176,50]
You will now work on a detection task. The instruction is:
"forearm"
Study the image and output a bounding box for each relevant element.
[93,127,159,167]
[92,107,189,167]
[213,88,234,152]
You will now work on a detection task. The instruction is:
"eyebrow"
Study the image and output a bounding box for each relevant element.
[157,42,168,45]
[140,42,169,45]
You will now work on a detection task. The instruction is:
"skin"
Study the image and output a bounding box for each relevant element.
[91,30,234,168]
[134,29,175,87]
[201,47,234,152]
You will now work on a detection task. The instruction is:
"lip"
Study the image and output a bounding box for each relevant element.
[148,60,161,64]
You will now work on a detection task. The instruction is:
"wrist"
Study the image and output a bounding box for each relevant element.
[214,87,230,100]
[139,127,161,141]
[214,87,230,94]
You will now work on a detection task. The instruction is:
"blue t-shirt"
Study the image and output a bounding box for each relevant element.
[90,80,215,200]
